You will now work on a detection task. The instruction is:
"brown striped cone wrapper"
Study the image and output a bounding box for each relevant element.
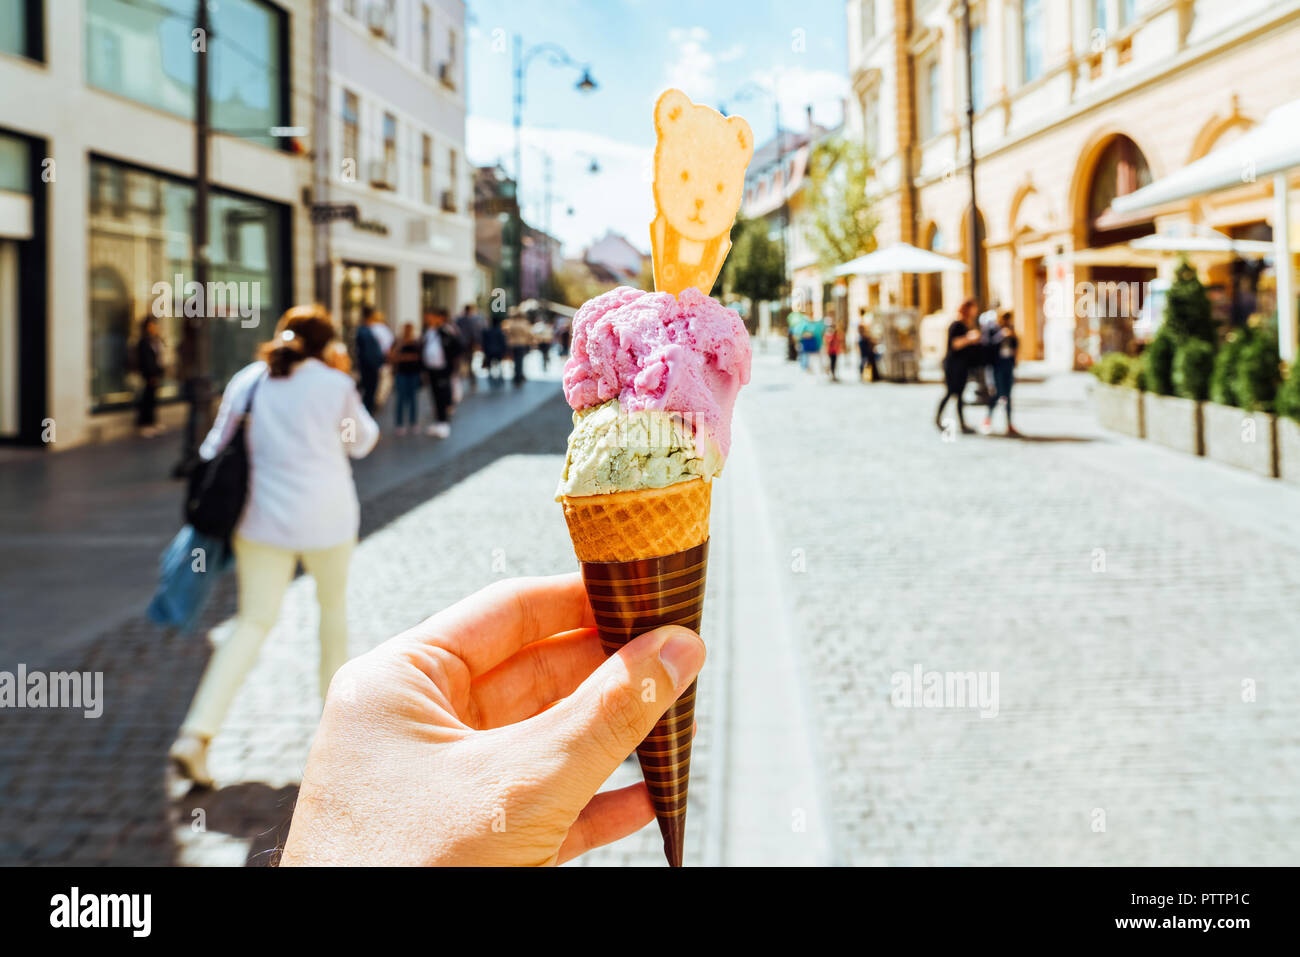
[579,540,709,867]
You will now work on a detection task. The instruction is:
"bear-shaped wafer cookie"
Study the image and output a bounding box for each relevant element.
[650,88,754,297]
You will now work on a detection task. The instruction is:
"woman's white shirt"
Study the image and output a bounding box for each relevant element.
[199,358,380,550]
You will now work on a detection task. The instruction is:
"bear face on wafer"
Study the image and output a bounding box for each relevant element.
[650,88,753,297]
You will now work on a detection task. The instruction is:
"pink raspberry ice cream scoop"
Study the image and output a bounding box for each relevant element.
[562,286,752,455]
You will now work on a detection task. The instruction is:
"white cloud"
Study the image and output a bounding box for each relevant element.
[664,26,722,102]
[466,115,654,259]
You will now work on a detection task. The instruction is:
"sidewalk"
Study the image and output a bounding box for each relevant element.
[0,362,563,669]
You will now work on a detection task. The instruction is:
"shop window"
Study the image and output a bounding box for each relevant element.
[87,156,288,410]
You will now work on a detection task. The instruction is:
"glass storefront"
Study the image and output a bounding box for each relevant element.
[88,156,288,410]
[85,0,285,149]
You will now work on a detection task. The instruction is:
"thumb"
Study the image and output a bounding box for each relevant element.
[534,625,706,797]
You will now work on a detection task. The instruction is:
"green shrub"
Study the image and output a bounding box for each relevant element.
[1092,352,1139,387]
[1277,362,1300,422]
[1210,330,1247,407]
[1162,258,1217,343]
[1235,332,1281,412]
[1172,338,1215,401]
[1143,328,1177,396]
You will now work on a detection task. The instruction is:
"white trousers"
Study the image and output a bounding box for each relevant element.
[182,534,354,739]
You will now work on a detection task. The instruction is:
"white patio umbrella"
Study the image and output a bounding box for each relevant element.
[832,242,969,277]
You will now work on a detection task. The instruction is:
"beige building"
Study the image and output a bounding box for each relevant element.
[846,0,1300,368]
[1,0,317,448]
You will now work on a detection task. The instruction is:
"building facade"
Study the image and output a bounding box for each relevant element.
[846,0,1300,368]
[325,0,473,344]
[1,0,316,447]
[740,111,841,325]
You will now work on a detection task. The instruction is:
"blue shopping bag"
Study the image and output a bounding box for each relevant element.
[146,525,233,633]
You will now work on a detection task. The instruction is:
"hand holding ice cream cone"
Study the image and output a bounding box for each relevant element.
[555,87,753,865]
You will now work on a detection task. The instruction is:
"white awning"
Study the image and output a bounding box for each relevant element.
[1130,224,1274,258]
[1111,99,1300,214]
[832,242,968,277]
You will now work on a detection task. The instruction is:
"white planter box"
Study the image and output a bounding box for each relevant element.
[1142,393,1202,456]
[1201,402,1278,478]
[1092,382,1144,438]
[1277,416,1300,487]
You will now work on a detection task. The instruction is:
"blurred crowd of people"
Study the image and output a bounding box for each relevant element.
[782,300,1020,436]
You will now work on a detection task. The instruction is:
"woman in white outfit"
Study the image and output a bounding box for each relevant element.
[170,305,380,786]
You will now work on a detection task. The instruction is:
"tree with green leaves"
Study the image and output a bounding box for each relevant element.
[802,136,879,271]
[720,215,784,308]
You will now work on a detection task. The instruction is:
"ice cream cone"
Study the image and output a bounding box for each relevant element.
[564,478,711,866]
[561,478,711,563]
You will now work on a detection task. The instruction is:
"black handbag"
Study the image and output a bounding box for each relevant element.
[184,374,263,540]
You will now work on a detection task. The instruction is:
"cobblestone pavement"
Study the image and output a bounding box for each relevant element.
[739,347,1300,865]
[4,344,1298,866]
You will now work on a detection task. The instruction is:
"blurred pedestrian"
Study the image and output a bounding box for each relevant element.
[532,316,552,371]
[355,306,392,414]
[935,298,982,434]
[825,325,843,380]
[390,321,423,435]
[555,315,572,356]
[169,305,379,787]
[983,309,1020,437]
[482,314,507,385]
[857,310,880,382]
[502,308,533,385]
[135,316,165,437]
[421,309,461,438]
[455,302,484,394]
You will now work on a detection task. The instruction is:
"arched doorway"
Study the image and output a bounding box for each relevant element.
[1076,134,1157,357]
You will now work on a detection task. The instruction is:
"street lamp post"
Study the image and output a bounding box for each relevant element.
[175,0,212,473]
[511,37,596,307]
[725,83,789,312]
[961,0,983,307]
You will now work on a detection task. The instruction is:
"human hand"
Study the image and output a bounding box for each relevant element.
[281,574,706,866]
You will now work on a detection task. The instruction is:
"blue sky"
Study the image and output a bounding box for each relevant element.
[465,0,849,257]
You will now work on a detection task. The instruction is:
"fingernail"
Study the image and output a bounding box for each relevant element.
[658,629,704,691]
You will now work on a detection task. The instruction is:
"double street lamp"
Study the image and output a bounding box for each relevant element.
[722,82,789,310]
[512,37,597,307]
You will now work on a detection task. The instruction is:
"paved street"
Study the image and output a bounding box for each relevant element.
[3,345,1299,865]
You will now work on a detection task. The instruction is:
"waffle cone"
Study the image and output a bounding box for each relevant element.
[561,478,711,562]
[565,480,712,866]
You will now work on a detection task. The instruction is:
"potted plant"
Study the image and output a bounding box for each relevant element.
[1140,259,1216,456]
[1142,328,1198,454]
[1275,358,1300,486]
[1202,325,1281,477]
[1091,352,1144,438]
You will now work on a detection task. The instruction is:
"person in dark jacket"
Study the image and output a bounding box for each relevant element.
[482,315,507,385]
[982,310,1021,436]
[136,317,166,436]
[421,308,464,438]
[935,299,982,434]
[354,306,392,414]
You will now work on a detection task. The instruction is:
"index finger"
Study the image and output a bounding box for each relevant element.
[404,573,596,676]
